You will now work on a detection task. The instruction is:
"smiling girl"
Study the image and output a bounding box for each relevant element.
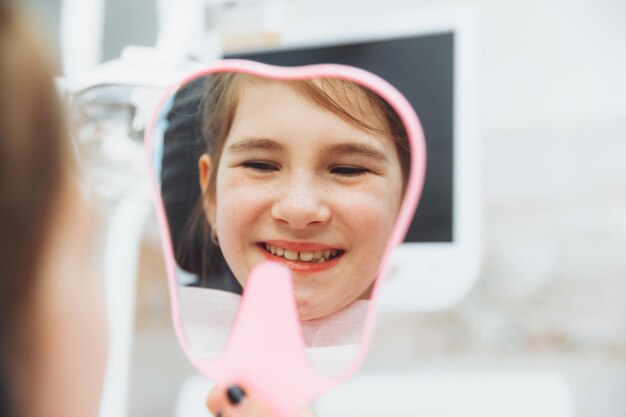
[196,73,410,322]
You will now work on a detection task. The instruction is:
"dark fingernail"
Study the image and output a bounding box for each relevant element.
[226,385,246,405]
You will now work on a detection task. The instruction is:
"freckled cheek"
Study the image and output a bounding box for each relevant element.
[334,189,394,294]
[215,177,274,248]
[331,187,399,241]
[215,184,264,284]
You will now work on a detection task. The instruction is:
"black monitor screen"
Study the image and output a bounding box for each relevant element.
[227,33,454,242]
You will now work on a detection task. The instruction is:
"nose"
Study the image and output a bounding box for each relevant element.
[270,177,331,229]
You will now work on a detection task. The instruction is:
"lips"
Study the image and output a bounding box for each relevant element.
[257,240,345,272]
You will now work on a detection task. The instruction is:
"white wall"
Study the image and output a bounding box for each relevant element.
[478,0,626,348]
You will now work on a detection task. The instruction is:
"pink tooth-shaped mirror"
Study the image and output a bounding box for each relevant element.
[145,60,426,417]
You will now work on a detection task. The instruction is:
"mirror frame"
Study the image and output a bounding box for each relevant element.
[145,59,427,417]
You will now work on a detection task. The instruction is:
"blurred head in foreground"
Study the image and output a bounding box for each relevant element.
[0,3,106,417]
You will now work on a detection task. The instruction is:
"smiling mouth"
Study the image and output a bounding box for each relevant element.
[259,243,345,264]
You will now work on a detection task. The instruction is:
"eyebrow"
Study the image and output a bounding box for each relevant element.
[227,137,388,163]
[227,137,286,153]
[324,143,388,163]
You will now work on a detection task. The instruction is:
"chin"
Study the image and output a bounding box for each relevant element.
[295,298,321,322]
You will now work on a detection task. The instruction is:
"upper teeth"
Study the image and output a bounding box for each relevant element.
[264,244,338,263]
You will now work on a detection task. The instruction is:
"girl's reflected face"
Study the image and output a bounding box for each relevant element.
[203,79,403,321]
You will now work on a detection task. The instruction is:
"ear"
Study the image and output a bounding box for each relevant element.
[198,153,217,226]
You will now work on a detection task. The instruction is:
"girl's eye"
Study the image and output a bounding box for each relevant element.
[242,161,279,172]
[331,166,370,177]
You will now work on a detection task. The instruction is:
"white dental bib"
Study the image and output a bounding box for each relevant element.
[179,285,367,378]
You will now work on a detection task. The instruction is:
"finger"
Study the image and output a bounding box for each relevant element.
[206,385,227,416]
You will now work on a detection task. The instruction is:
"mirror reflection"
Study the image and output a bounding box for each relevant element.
[157,70,410,376]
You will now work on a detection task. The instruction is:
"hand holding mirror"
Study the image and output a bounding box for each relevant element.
[145,60,426,417]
